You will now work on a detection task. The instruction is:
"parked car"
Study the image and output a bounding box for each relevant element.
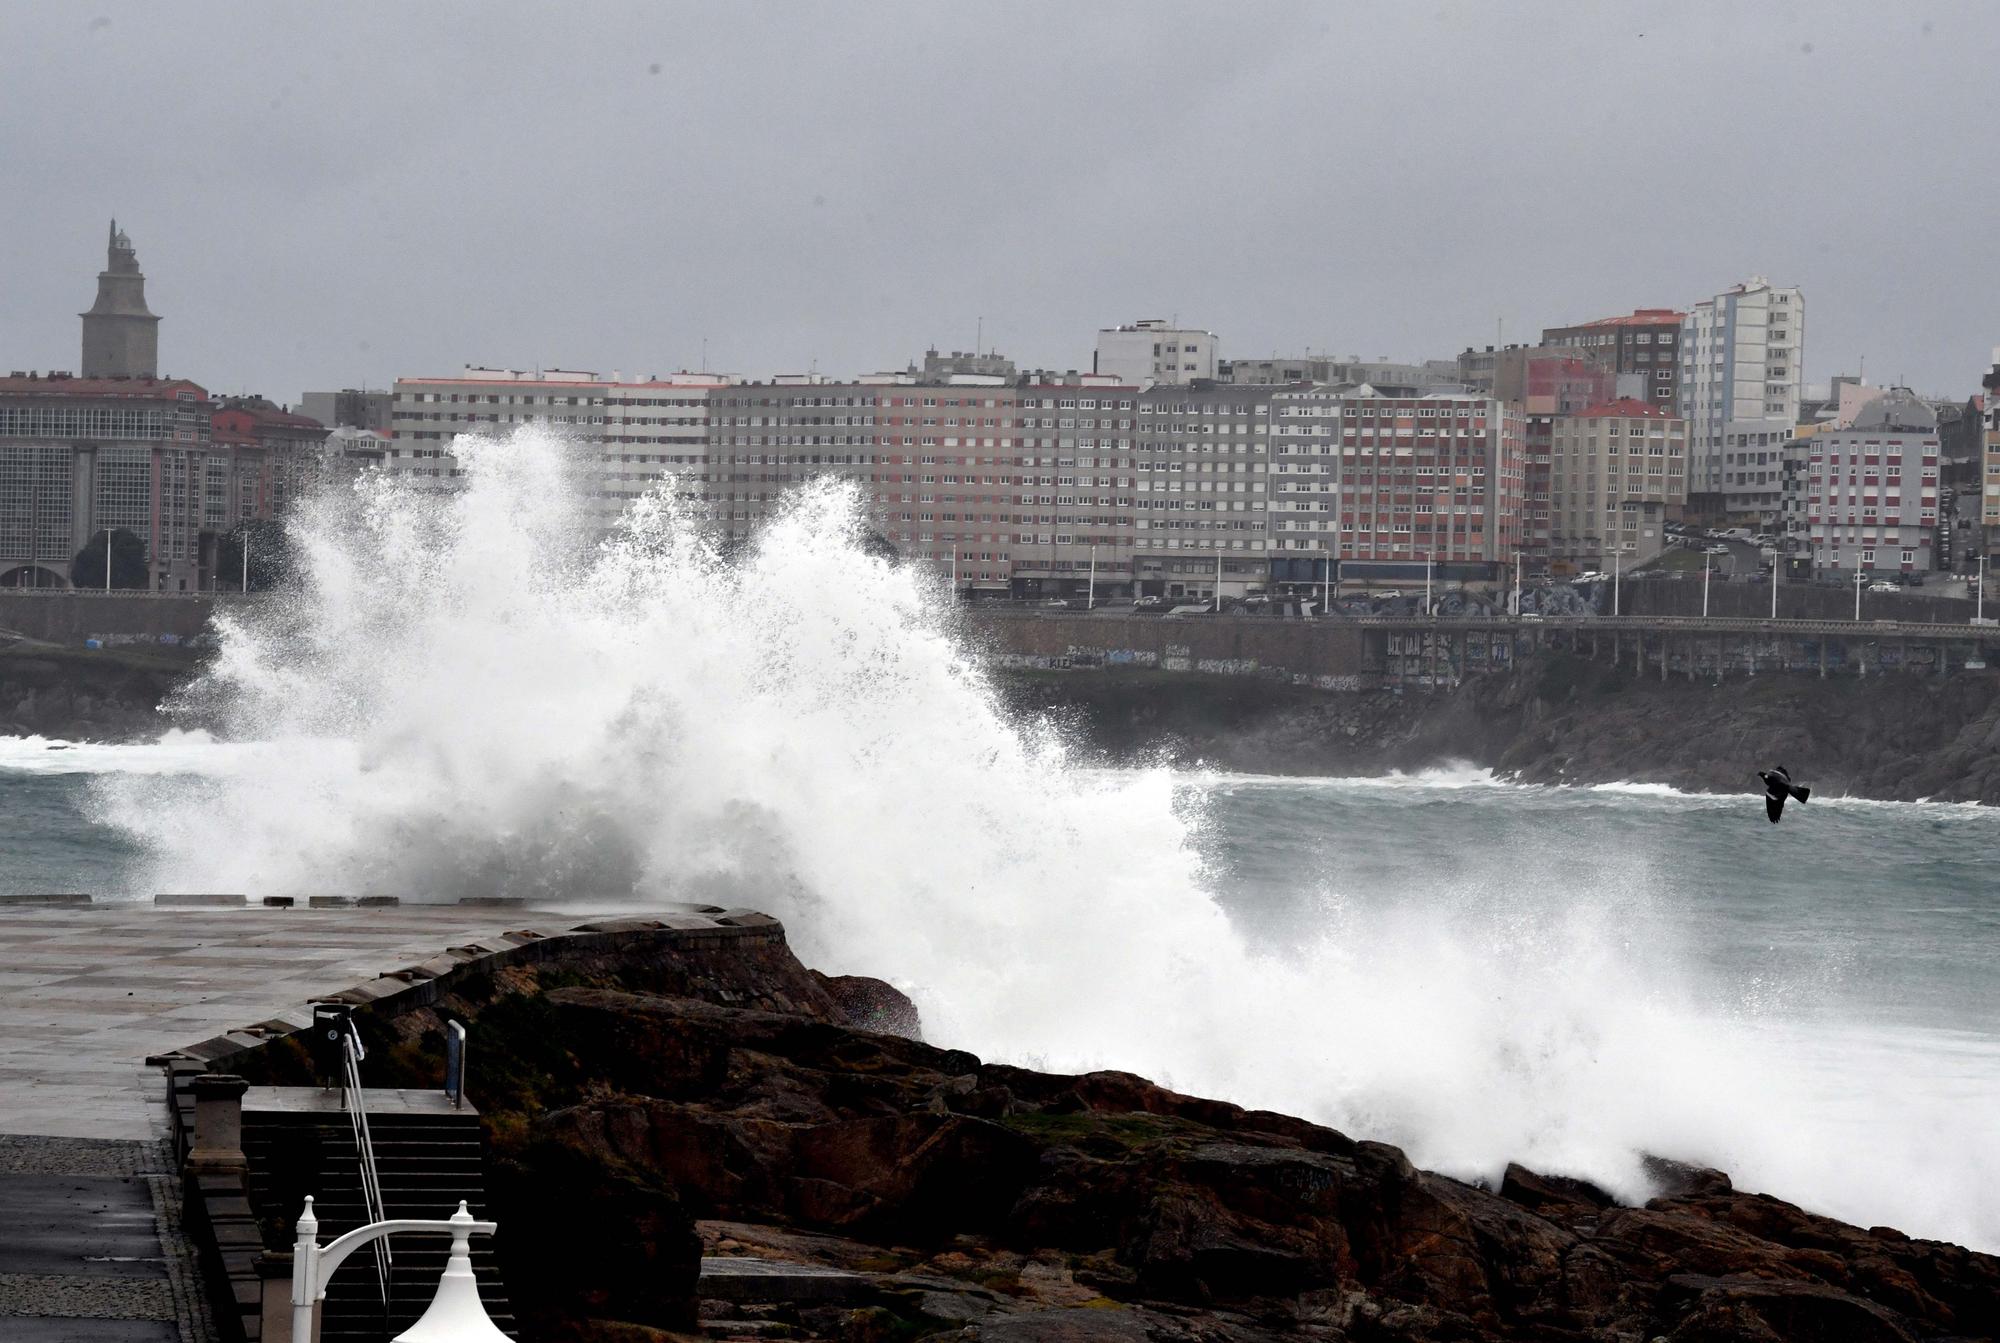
[1868,581,1900,593]
[1704,544,1729,555]
[1133,595,1169,611]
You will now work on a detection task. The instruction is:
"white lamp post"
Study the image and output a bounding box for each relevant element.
[292,1198,508,1343]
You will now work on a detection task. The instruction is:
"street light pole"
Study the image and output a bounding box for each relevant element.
[1425,554,1433,617]
[1702,554,1710,619]
[1087,544,1096,611]
[1978,554,1986,623]
[1613,550,1620,617]
[292,1198,508,1343]
[1771,547,1779,620]
[1854,565,1863,622]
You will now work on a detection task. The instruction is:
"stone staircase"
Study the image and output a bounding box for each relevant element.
[241,1089,516,1342]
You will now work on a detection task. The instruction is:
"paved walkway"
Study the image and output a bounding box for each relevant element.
[0,904,578,1141]
[0,902,580,1339]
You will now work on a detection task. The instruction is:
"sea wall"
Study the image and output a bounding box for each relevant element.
[963,611,1376,687]
[0,592,223,644]
[998,653,2000,803]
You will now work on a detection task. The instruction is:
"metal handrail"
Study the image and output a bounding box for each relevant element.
[340,1031,393,1313]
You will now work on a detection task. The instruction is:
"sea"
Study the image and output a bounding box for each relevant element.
[4,424,1995,1255]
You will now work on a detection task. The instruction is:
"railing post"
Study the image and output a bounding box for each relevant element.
[187,1073,249,1176]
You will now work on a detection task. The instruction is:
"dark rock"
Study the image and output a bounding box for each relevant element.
[812,973,923,1040]
[309,921,2000,1343]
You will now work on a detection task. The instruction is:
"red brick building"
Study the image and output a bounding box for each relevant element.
[1335,393,1524,568]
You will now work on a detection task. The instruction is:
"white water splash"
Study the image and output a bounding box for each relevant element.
[88,427,1998,1250]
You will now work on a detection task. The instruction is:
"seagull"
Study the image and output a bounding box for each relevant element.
[1757,765,1811,823]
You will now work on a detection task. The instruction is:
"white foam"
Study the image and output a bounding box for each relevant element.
[86,426,2000,1251]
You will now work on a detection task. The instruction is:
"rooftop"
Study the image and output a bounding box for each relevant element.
[1568,309,1686,328]
[0,373,205,399]
[1571,397,1678,419]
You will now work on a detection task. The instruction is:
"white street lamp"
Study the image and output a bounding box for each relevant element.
[292,1198,508,1343]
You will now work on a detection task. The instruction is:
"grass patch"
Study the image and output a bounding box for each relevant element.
[999,1111,1201,1150]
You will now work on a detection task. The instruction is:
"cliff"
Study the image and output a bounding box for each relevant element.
[999,657,2000,803]
[0,644,201,741]
[252,920,1999,1342]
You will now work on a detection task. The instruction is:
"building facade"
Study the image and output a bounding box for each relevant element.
[1806,389,1941,576]
[299,389,394,434]
[1677,278,1804,519]
[1129,384,1274,600]
[1983,351,2000,562]
[1548,399,1688,573]
[0,374,213,589]
[1539,309,1685,409]
[79,222,161,380]
[1324,391,1523,568]
[1095,320,1217,385]
[207,398,330,536]
[391,367,731,519]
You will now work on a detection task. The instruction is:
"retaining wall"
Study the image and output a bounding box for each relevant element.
[0,592,224,644]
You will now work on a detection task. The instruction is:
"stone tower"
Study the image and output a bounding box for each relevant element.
[79,219,160,378]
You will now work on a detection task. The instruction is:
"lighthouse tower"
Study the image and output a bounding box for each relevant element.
[79,220,161,378]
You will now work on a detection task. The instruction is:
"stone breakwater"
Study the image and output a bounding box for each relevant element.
[999,653,2000,803]
[199,913,1999,1342]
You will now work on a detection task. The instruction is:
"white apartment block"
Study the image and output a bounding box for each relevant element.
[1095,320,1218,386]
[1677,277,1803,519]
[1806,389,1940,575]
[390,367,733,519]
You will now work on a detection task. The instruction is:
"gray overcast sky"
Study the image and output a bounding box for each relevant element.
[4,1,1995,402]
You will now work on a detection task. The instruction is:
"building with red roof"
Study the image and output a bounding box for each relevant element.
[1540,308,1685,410]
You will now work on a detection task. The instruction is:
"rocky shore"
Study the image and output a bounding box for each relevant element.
[286,924,1997,1342]
[10,638,1996,806]
[0,644,199,741]
[999,656,2000,804]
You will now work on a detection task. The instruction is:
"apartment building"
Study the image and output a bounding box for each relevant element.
[207,398,330,534]
[1983,349,2000,561]
[0,373,214,590]
[1548,399,1688,573]
[1095,320,1217,385]
[1325,391,1524,569]
[391,367,731,516]
[1540,309,1685,408]
[1678,278,1804,518]
[1130,384,1275,600]
[1806,389,1941,575]
[709,376,1029,593]
[1009,376,1141,597]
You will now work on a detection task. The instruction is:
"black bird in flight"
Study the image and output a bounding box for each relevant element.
[1758,765,1811,823]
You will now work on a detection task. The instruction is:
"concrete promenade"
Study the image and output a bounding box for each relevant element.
[0,900,581,1341]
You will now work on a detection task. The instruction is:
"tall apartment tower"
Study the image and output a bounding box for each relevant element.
[79,220,160,379]
[1677,277,1803,519]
